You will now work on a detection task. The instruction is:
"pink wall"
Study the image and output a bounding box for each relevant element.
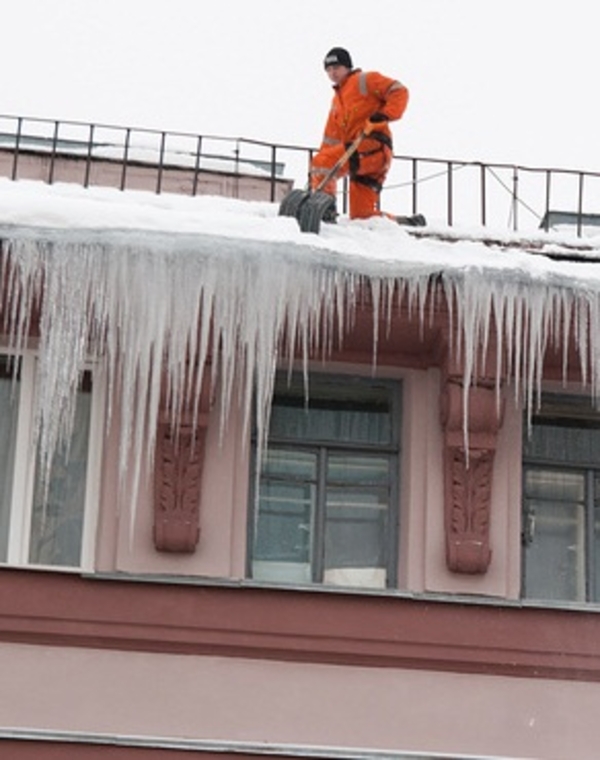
[93,364,525,601]
[0,151,292,201]
[2,641,599,759]
[95,392,250,578]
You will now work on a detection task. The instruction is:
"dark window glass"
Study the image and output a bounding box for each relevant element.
[250,374,400,590]
[523,397,600,603]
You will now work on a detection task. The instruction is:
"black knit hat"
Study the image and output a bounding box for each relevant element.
[323,47,353,69]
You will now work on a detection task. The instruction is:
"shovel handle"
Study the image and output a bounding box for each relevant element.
[313,130,368,193]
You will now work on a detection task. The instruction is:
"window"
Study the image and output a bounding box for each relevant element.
[0,352,103,570]
[522,395,600,603]
[249,373,401,590]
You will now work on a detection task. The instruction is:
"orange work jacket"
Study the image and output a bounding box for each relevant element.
[320,69,409,148]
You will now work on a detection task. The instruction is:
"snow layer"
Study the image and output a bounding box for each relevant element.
[2,178,600,513]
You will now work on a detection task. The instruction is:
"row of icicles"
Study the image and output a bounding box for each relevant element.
[1,229,599,535]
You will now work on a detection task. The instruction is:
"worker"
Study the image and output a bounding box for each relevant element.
[311,47,423,225]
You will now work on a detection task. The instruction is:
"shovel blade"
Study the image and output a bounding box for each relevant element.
[298,191,337,234]
[279,189,311,218]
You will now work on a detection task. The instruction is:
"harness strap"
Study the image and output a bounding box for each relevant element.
[353,174,384,192]
[369,130,393,150]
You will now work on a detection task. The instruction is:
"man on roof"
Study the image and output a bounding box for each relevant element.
[311,47,423,225]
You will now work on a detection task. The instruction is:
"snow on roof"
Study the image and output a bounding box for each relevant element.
[1,177,600,281]
[0,178,600,262]
[3,177,600,518]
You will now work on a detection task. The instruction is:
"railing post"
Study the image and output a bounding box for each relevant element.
[12,116,23,181]
[412,158,418,216]
[120,127,131,191]
[48,120,59,185]
[269,144,277,203]
[84,123,95,188]
[156,131,166,195]
[480,164,487,228]
[192,135,202,196]
[577,172,584,237]
[447,161,453,226]
[234,142,240,198]
[543,170,551,231]
[511,167,519,231]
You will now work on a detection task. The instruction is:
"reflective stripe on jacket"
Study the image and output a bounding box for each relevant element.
[320,69,409,148]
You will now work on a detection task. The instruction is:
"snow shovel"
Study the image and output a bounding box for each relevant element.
[279,130,368,234]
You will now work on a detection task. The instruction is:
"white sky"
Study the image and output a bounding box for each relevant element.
[3,0,599,172]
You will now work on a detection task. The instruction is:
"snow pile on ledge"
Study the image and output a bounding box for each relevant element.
[2,178,600,507]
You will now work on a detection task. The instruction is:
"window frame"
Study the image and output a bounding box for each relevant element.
[522,393,600,603]
[0,349,105,572]
[247,372,402,590]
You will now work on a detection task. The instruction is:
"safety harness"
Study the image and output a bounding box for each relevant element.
[348,130,393,192]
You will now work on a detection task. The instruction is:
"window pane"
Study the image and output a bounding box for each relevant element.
[0,359,19,562]
[594,473,600,603]
[251,374,399,589]
[324,454,390,589]
[252,449,316,583]
[261,448,316,480]
[28,375,92,567]
[269,378,394,446]
[525,422,600,467]
[523,469,586,602]
[328,453,390,486]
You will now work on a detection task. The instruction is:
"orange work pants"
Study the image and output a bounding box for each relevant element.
[310,137,392,219]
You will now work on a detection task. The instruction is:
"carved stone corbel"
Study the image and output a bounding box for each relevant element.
[153,377,211,553]
[440,378,504,574]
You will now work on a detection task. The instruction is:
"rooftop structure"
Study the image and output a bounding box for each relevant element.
[2,117,600,760]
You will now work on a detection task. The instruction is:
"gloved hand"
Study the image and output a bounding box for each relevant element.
[364,112,389,134]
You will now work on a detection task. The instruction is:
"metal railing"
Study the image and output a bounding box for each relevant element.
[382,155,600,237]
[0,114,298,203]
[1,114,600,236]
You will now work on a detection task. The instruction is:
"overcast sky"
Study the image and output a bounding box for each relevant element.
[2,0,599,172]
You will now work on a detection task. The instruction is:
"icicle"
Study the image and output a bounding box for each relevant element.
[5,223,600,543]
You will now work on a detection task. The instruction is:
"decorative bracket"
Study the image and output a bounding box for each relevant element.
[153,377,211,553]
[440,378,504,574]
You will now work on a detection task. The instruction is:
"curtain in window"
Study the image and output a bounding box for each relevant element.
[523,468,586,602]
[323,453,389,588]
[28,386,92,567]
[0,374,19,562]
[270,402,391,446]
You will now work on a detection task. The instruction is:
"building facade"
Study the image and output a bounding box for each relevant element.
[0,145,600,759]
